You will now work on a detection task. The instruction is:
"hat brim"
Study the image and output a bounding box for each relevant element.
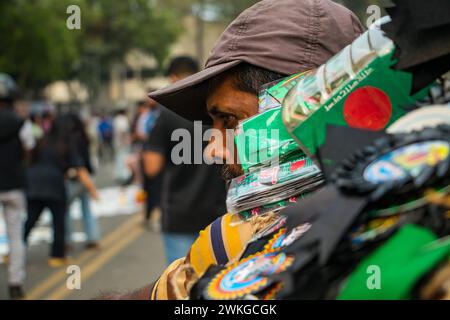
[149,60,242,123]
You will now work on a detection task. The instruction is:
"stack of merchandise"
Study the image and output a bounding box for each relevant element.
[226,156,323,217]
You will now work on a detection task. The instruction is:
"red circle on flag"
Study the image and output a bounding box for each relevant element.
[343,86,392,131]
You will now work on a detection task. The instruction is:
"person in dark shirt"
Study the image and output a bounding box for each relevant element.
[24,114,98,267]
[143,57,227,264]
[0,73,29,299]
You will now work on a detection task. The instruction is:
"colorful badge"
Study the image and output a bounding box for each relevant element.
[264,229,286,251]
[364,140,449,184]
[364,160,407,184]
[206,251,294,300]
[264,224,311,251]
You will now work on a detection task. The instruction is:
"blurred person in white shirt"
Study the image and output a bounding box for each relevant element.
[113,109,131,183]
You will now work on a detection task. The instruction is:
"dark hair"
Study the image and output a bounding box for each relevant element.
[210,62,286,96]
[32,114,73,166]
[167,56,199,77]
[67,113,89,145]
[31,113,87,167]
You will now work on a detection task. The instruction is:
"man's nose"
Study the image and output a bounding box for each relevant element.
[206,137,228,163]
[205,130,230,164]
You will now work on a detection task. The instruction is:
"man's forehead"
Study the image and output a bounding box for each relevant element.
[206,76,258,114]
[207,74,234,102]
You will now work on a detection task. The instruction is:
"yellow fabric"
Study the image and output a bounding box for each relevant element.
[151,212,278,300]
[151,258,184,300]
[225,213,256,264]
[190,224,216,275]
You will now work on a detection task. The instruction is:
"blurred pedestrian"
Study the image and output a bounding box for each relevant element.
[139,97,163,230]
[98,114,114,161]
[0,73,31,299]
[30,113,44,141]
[113,109,131,183]
[41,111,54,135]
[65,114,101,250]
[24,114,99,267]
[133,98,160,145]
[86,112,100,171]
[126,99,161,186]
[143,57,227,264]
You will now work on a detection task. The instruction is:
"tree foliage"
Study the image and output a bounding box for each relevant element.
[79,0,180,69]
[0,0,80,94]
[0,0,180,96]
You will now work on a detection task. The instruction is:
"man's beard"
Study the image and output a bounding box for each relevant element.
[221,163,244,181]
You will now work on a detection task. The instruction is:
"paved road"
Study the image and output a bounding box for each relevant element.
[0,160,167,300]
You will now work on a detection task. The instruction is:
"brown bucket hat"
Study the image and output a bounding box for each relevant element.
[149,0,364,123]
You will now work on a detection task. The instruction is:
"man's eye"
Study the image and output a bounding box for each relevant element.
[221,114,238,128]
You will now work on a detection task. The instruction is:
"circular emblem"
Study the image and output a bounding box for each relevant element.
[264,229,286,251]
[364,141,449,184]
[206,251,294,300]
[334,126,450,201]
[343,86,392,131]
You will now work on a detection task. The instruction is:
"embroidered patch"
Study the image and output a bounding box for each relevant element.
[205,251,294,300]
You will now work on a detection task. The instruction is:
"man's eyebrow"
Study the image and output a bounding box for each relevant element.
[208,105,238,116]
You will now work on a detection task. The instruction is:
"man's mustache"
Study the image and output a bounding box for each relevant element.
[221,164,244,182]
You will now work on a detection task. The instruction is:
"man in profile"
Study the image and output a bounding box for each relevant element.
[113,0,363,300]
